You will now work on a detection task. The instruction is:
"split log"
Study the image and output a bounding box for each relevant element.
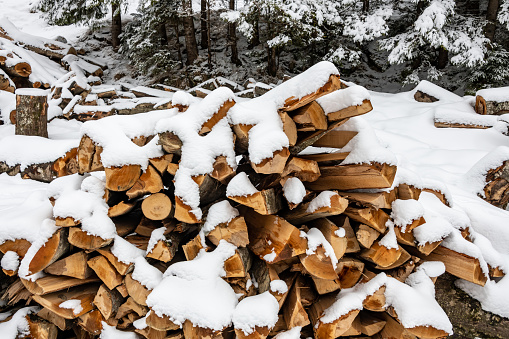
[146,230,186,263]
[32,284,100,319]
[26,314,58,339]
[312,130,358,148]
[300,245,338,280]
[97,247,133,275]
[182,234,204,260]
[279,112,297,146]
[116,297,148,319]
[283,276,310,328]
[378,312,418,339]
[244,210,307,263]
[290,101,327,131]
[356,224,381,249]
[158,132,182,154]
[298,152,349,164]
[232,124,252,154]
[94,284,123,320]
[363,285,386,312]
[149,154,174,175]
[339,190,396,210]
[281,192,348,224]
[328,215,361,253]
[344,206,390,233]
[37,308,71,331]
[335,257,365,288]
[290,119,349,155]
[206,215,249,247]
[210,156,236,184]
[228,188,282,215]
[145,311,180,331]
[22,275,100,295]
[77,309,104,335]
[0,238,31,256]
[306,163,397,191]
[44,251,93,279]
[125,273,150,306]
[15,88,48,137]
[309,293,360,339]
[476,94,509,115]
[126,164,163,199]
[281,74,342,111]
[251,148,290,174]
[28,228,69,275]
[87,255,123,290]
[224,247,252,278]
[280,157,320,182]
[199,99,235,135]
[68,227,113,250]
[174,196,200,224]
[108,201,137,218]
[360,243,402,268]
[326,100,373,122]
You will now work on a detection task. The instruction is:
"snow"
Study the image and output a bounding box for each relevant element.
[301,227,338,268]
[14,88,50,97]
[282,177,306,204]
[233,292,279,335]
[477,87,509,103]
[131,86,174,98]
[391,199,425,231]
[171,90,199,107]
[463,146,509,197]
[146,227,166,255]
[1,251,19,272]
[0,136,77,170]
[316,85,370,114]
[413,80,462,101]
[306,190,338,213]
[0,90,15,124]
[59,299,83,316]
[0,307,39,339]
[146,241,238,330]
[226,172,258,197]
[100,322,140,339]
[263,251,277,263]
[434,107,498,127]
[111,235,145,264]
[132,257,163,290]
[270,280,288,294]
[379,220,399,249]
[273,326,302,339]
[202,200,239,234]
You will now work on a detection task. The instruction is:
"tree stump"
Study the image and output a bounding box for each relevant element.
[15,88,49,137]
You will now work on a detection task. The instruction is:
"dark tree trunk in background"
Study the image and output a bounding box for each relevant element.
[249,14,260,48]
[437,46,448,69]
[416,0,426,16]
[485,0,500,42]
[267,47,277,76]
[207,0,212,69]
[362,0,370,12]
[159,23,168,46]
[228,0,241,65]
[200,0,208,49]
[182,0,199,65]
[111,2,122,50]
[174,21,184,67]
[15,90,48,138]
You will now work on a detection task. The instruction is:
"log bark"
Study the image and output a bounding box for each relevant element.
[15,89,48,137]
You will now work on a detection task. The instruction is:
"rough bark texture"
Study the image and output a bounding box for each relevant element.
[182,0,199,65]
[200,0,208,49]
[484,0,499,42]
[111,2,122,50]
[15,91,48,137]
[436,273,509,338]
[228,0,241,65]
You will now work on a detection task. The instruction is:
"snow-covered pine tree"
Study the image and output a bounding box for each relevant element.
[36,0,124,49]
[121,0,182,78]
[379,0,489,84]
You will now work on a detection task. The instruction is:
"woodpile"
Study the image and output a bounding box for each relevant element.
[0,60,498,338]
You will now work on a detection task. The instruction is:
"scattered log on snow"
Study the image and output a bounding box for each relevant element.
[15,88,48,137]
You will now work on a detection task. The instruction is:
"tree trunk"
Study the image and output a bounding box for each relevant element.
[111,2,122,50]
[15,89,48,137]
[437,46,448,69]
[207,0,212,69]
[228,0,241,65]
[416,0,426,16]
[200,0,208,49]
[249,14,260,48]
[174,21,184,67]
[267,47,277,76]
[484,0,499,42]
[182,0,199,65]
[158,22,168,46]
[362,0,370,12]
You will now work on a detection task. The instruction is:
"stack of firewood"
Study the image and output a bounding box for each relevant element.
[0,63,500,339]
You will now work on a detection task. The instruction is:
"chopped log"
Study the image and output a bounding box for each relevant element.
[141,193,173,220]
[68,227,113,250]
[418,240,442,256]
[232,123,252,154]
[363,286,386,312]
[145,311,180,331]
[44,251,92,279]
[359,312,386,336]
[279,112,297,146]
[339,190,396,210]
[193,174,225,206]
[281,74,342,111]
[97,246,133,275]
[396,183,422,200]
[476,94,509,115]
[149,154,174,175]
[378,312,418,339]
[360,243,402,268]
[0,238,31,256]
[281,157,320,182]
[312,130,358,148]
[5,60,32,78]
[357,224,381,249]
[126,164,163,199]
[146,231,186,263]
[281,192,348,224]
[326,99,373,122]
[344,206,390,233]
[158,131,182,154]
[22,275,99,295]
[328,215,360,253]
[77,309,104,336]
[125,273,150,306]
[28,228,69,275]
[116,297,148,319]
[94,284,123,320]
[182,234,204,260]
[300,245,337,280]
[37,308,71,331]
[340,313,362,336]
[77,135,95,174]
[199,99,235,135]
[15,88,48,137]
[105,165,141,191]
[52,147,79,177]
[310,294,360,339]
[291,101,327,131]
[298,152,349,164]
[135,217,162,237]
[251,148,290,174]
[211,156,236,184]
[26,314,58,339]
[108,200,137,218]
[417,246,487,286]
[235,325,271,339]
[336,257,365,288]
[309,218,348,259]
[174,196,200,224]
[376,247,411,270]
[228,188,282,215]
[283,275,311,329]
[244,210,307,263]
[87,255,123,290]
[32,284,99,319]
[207,215,249,247]
[135,326,168,339]
[306,163,397,191]
[290,119,348,155]
[0,68,15,92]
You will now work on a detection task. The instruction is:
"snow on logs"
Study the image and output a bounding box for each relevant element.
[0,62,496,338]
